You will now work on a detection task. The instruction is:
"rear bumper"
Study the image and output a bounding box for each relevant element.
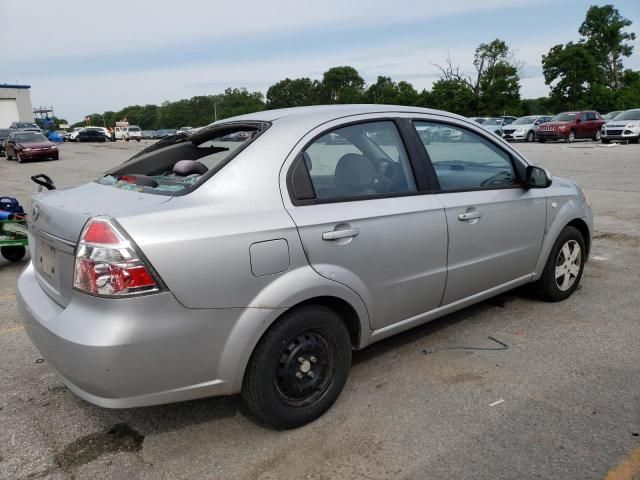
[17,263,260,407]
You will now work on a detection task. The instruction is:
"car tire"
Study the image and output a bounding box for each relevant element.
[534,226,586,302]
[567,130,575,143]
[242,304,352,429]
[1,246,26,262]
[526,131,535,142]
[17,153,24,163]
[593,130,601,141]
[601,138,610,144]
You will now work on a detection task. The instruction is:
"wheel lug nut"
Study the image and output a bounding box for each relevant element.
[310,356,317,363]
[308,371,315,378]
[295,372,303,379]
[297,357,305,364]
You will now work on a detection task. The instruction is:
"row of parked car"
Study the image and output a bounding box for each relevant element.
[470,108,640,144]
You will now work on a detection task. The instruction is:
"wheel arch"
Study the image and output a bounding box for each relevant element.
[566,218,591,257]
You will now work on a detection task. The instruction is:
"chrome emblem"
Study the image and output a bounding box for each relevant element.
[31,204,40,221]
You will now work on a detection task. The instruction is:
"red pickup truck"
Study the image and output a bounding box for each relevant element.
[536,111,604,143]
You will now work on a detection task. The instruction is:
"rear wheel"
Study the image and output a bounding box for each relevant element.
[534,226,585,302]
[1,246,26,262]
[242,304,352,429]
[593,130,601,141]
[526,130,535,142]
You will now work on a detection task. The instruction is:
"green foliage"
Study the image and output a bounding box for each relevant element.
[363,77,419,105]
[427,79,475,116]
[266,78,320,109]
[579,4,636,90]
[542,4,637,112]
[319,66,365,104]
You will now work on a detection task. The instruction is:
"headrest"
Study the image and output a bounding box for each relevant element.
[334,153,375,193]
[172,160,208,176]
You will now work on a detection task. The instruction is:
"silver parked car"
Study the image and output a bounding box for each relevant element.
[18,105,593,428]
[502,115,552,142]
[600,108,640,144]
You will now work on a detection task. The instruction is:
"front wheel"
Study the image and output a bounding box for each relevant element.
[526,131,535,142]
[242,304,352,429]
[534,226,586,302]
[567,130,575,143]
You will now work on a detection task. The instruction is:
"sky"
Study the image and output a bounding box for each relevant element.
[1,0,638,123]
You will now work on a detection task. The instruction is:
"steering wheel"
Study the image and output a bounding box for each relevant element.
[370,157,397,192]
[480,170,514,187]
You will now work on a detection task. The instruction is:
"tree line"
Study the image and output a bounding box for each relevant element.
[74,4,638,130]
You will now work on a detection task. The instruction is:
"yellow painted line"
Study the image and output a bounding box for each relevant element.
[604,447,640,480]
[0,294,16,302]
[0,325,24,335]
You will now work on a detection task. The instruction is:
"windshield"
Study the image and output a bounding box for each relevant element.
[613,110,640,121]
[551,113,576,122]
[16,123,39,129]
[129,127,141,132]
[511,116,536,125]
[15,133,47,143]
[603,111,622,120]
[483,118,503,126]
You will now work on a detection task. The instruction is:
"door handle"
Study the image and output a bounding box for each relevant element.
[322,228,359,241]
[458,211,483,221]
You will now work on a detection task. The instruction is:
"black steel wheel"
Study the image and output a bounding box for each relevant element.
[242,304,352,429]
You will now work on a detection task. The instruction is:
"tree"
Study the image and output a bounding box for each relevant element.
[428,79,475,116]
[319,66,365,104]
[579,5,636,90]
[432,39,521,115]
[266,78,320,109]
[542,42,599,111]
[364,76,419,105]
[216,88,265,119]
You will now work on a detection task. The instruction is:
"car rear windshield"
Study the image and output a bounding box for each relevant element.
[97,122,269,195]
[483,118,502,125]
[613,110,640,121]
[15,133,47,143]
[552,113,576,122]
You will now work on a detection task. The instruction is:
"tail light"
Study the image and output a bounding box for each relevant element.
[73,217,162,297]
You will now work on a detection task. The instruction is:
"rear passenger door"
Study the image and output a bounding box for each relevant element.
[284,118,448,330]
[411,119,547,305]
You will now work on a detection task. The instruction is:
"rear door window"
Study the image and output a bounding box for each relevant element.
[301,121,417,201]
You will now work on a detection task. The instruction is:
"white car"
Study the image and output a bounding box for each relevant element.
[502,115,552,142]
[601,109,640,144]
[124,126,142,142]
[67,127,84,142]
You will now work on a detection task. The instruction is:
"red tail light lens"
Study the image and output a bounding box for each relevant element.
[73,217,162,297]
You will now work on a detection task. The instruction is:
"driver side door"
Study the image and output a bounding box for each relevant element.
[412,120,547,305]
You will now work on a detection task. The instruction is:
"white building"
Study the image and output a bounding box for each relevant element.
[0,84,34,128]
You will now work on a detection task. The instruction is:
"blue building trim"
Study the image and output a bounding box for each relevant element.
[0,84,31,89]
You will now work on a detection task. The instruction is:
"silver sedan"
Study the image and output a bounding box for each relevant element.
[18,105,592,428]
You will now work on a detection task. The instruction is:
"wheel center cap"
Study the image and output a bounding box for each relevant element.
[300,360,311,373]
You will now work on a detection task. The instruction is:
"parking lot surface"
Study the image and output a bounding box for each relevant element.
[1,139,639,480]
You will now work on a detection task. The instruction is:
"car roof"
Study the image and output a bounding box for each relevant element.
[211,104,470,128]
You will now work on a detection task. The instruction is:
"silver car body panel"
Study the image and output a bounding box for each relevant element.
[17,105,593,407]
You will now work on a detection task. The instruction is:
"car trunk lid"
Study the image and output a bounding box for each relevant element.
[28,182,171,306]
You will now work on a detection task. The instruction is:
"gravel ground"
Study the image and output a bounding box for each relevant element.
[0,138,638,480]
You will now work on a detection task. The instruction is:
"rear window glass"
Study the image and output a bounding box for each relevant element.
[98,123,266,195]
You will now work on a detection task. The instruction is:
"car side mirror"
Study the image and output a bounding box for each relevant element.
[526,165,552,188]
